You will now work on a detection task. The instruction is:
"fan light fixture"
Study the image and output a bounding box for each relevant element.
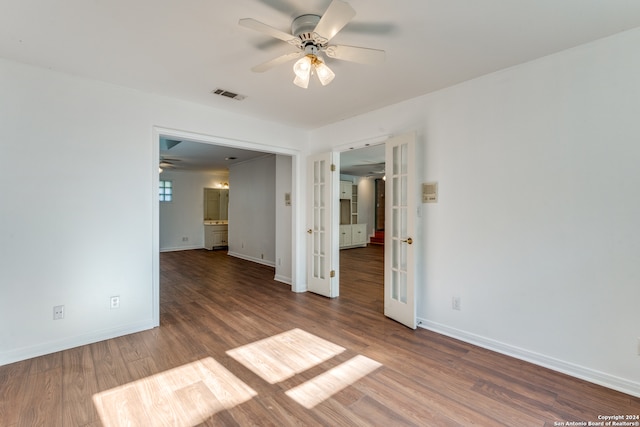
[293,50,335,89]
[239,0,386,89]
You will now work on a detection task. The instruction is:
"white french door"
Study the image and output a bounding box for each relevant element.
[384,133,417,328]
[306,152,339,298]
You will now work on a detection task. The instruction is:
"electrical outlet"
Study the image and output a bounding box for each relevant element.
[182,237,188,242]
[637,338,640,356]
[110,296,120,309]
[53,305,64,320]
[452,297,461,311]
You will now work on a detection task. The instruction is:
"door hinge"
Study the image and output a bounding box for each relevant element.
[330,270,335,278]
[331,164,336,172]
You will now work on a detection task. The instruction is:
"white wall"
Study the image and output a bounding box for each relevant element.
[309,28,640,396]
[0,58,306,365]
[159,170,228,251]
[275,155,293,284]
[356,177,375,239]
[227,155,277,266]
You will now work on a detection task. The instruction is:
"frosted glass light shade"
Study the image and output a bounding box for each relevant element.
[314,61,335,86]
[293,56,312,79]
[293,73,310,89]
[292,54,335,88]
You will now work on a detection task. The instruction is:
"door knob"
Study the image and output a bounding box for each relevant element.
[402,237,413,245]
[307,229,313,234]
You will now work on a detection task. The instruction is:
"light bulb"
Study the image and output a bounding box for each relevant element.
[293,56,312,79]
[314,60,335,86]
[293,55,312,89]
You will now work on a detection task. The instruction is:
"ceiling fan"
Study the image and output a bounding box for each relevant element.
[343,161,385,177]
[239,0,385,88]
[159,157,181,172]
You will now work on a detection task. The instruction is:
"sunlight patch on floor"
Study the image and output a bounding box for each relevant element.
[93,357,257,427]
[285,354,383,408]
[226,328,346,384]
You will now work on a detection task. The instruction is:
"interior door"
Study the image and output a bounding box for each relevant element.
[384,133,416,328]
[306,152,339,298]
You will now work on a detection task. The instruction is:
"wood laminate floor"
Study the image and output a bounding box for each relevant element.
[1,245,638,426]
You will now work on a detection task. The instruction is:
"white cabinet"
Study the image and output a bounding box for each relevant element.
[340,181,352,199]
[340,225,352,247]
[350,184,358,224]
[351,224,367,246]
[339,181,367,249]
[340,181,359,223]
[339,224,367,249]
[204,223,228,250]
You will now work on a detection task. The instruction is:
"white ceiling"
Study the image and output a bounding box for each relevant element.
[159,137,273,174]
[3,0,640,130]
[4,0,640,173]
[158,136,384,175]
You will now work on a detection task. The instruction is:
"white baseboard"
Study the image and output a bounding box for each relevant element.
[339,243,367,250]
[419,318,640,398]
[160,244,203,252]
[0,320,156,367]
[227,251,275,268]
[291,282,308,293]
[274,274,292,285]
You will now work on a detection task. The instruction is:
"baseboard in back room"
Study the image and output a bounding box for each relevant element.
[160,245,203,252]
[227,251,276,268]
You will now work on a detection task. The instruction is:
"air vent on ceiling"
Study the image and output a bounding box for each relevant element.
[212,88,246,101]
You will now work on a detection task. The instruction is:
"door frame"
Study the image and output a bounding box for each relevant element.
[152,126,303,326]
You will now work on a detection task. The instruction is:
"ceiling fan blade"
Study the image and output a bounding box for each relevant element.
[324,45,385,65]
[239,18,297,44]
[251,51,304,73]
[313,0,356,42]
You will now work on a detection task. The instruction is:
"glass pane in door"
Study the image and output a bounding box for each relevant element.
[390,142,408,304]
[384,132,416,328]
[312,159,326,280]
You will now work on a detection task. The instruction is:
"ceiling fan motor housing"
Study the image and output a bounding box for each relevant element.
[292,14,326,47]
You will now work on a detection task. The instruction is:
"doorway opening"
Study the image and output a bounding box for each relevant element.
[334,132,417,329]
[338,143,386,310]
[152,127,300,326]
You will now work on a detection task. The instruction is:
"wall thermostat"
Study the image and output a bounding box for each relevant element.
[422,182,438,203]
